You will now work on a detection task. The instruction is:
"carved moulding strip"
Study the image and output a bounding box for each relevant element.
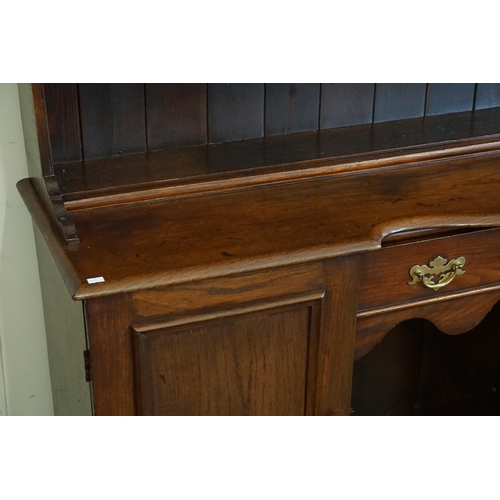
[354,286,500,360]
[44,175,80,244]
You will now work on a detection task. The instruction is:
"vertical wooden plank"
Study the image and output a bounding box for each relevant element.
[208,84,264,143]
[475,83,500,110]
[79,84,146,159]
[320,83,375,129]
[265,84,320,136]
[145,83,207,151]
[315,255,361,416]
[425,83,475,116]
[373,83,426,123]
[86,294,135,416]
[43,83,82,163]
[305,302,322,416]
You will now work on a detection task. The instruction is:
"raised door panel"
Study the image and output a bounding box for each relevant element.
[132,305,316,416]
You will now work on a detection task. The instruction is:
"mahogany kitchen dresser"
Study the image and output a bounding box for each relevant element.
[17,83,500,416]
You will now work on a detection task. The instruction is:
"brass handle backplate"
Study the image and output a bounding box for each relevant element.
[408,255,466,291]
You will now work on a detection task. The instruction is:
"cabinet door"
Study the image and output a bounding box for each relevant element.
[133,304,316,416]
[85,258,360,416]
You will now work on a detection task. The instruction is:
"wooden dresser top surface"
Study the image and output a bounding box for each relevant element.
[19,150,500,300]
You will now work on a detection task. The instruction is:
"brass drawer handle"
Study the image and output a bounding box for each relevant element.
[408,256,466,291]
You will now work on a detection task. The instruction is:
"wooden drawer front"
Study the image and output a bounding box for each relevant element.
[358,228,500,311]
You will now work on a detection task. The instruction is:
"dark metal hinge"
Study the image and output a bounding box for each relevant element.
[83,349,91,382]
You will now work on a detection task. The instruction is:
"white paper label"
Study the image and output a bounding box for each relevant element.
[87,276,105,284]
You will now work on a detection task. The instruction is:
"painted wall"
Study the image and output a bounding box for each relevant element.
[0,83,53,415]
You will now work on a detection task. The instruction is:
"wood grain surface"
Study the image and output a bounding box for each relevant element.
[374,83,426,122]
[79,83,146,159]
[355,288,500,360]
[426,83,475,116]
[132,263,324,320]
[358,227,500,311]
[41,84,500,164]
[314,257,361,416]
[320,84,375,129]
[146,84,207,149]
[208,84,264,143]
[475,84,500,110]
[265,84,320,136]
[20,84,500,417]
[43,83,82,163]
[85,294,136,416]
[133,305,313,415]
[18,150,500,300]
[52,107,500,207]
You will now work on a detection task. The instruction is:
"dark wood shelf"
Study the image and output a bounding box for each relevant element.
[54,107,500,210]
[19,153,500,300]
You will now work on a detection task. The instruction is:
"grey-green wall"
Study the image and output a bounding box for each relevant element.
[0,83,53,415]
